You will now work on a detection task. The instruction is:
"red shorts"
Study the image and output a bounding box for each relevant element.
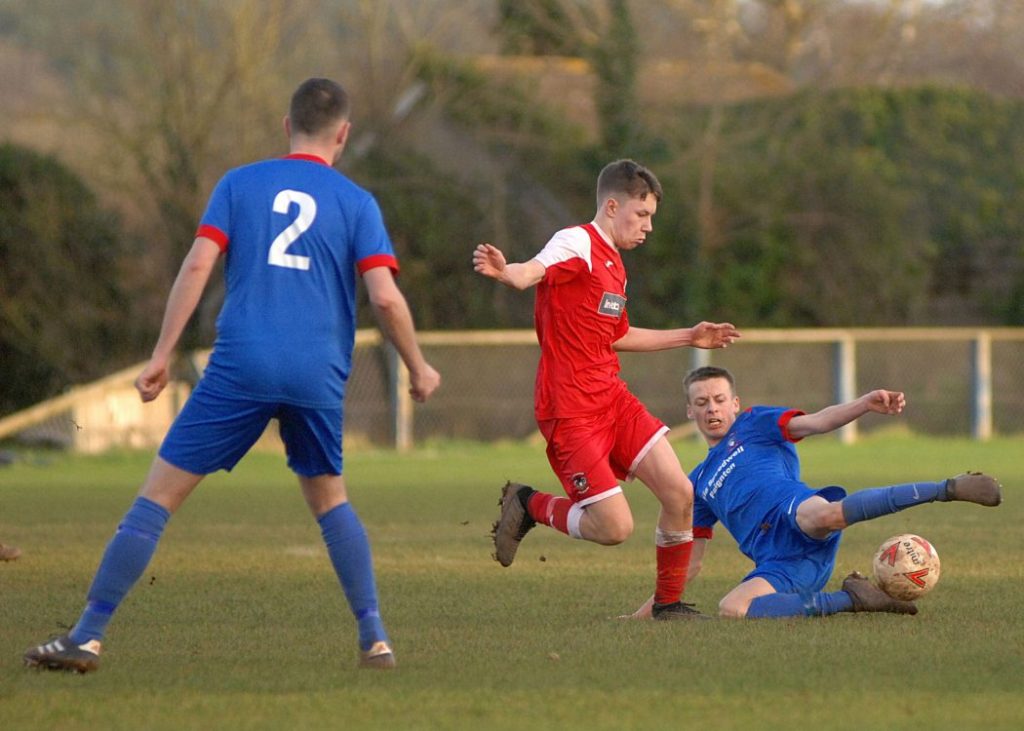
[538,390,668,506]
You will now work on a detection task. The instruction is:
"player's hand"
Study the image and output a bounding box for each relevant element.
[409,363,441,403]
[616,594,655,620]
[472,243,506,280]
[690,321,741,349]
[863,389,905,416]
[135,358,170,402]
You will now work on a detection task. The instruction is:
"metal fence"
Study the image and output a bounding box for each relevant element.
[348,328,1024,448]
[3,328,1023,452]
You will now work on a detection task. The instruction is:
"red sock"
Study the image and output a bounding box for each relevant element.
[654,541,693,605]
[527,492,572,535]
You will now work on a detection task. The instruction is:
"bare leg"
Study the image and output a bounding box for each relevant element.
[299,473,349,517]
[795,496,846,540]
[575,492,634,545]
[632,437,694,535]
[138,456,205,513]
[718,578,776,618]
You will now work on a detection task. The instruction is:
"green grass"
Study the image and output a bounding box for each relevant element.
[1,436,1021,730]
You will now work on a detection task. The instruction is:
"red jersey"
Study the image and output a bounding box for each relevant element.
[532,222,631,419]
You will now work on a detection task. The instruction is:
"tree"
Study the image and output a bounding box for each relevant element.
[493,0,645,155]
[3,0,306,348]
[497,0,587,56]
[635,86,1024,327]
[0,144,136,415]
[589,0,641,155]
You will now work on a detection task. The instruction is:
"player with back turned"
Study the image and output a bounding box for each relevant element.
[24,77,440,673]
[474,159,739,619]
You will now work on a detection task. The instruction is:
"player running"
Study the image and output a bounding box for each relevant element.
[474,159,739,620]
[24,78,440,673]
[628,366,1002,619]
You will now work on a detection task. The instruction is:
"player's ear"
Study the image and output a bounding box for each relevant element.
[283,115,292,138]
[336,120,351,148]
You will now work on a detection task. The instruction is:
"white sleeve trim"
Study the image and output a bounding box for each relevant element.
[532,226,593,272]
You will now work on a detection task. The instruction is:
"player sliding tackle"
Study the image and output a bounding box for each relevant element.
[474,159,739,620]
[627,366,1002,620]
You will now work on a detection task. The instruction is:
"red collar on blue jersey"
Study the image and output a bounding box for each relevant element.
[283,153,330,166]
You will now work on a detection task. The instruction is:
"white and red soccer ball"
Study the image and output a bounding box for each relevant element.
[872,533,941,600]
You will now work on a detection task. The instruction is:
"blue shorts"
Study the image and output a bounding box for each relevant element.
[744,486,847,593]
[159,381,343,477]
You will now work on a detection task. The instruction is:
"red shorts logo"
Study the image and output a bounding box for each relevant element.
[571,473,590,494]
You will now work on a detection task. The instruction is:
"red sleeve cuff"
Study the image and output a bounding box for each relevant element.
[778,409,806,443]
[357,254,399,275]
[694,526,714,540]
[196,224,228,252]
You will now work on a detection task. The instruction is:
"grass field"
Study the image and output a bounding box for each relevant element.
[1,436,1021,730]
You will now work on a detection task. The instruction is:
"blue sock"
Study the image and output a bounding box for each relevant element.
[841,481,945,525]
[70,497,170,643]
[746,590,854,618]
[317,502,387,651]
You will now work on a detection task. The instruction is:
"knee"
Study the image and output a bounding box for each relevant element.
[717,595,750,619]
[815,512,846,535]
[595,514,634,545]
[797,499,846,538]
[659,478,695,515]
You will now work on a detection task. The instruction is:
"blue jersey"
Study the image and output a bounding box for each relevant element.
[195,154,396,408]
[690,406,815,561]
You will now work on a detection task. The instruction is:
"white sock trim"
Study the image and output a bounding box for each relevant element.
[655,527,693,547]
[567,503,586,539]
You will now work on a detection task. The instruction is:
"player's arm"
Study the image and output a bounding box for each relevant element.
[135,236,222,402]
[612,321,740,352]
[786,389,906,440]
[689,535,709,579]
[472,243,545,290]
[363,266,440,402]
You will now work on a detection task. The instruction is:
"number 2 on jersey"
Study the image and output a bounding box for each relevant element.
[268,189,317,270]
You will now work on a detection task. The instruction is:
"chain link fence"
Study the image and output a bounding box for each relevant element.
[3,329,1023,452]
[349,328,1024,447]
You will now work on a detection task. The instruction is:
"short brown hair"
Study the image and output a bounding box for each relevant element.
[683,366,736,401]
[289,78,350,136]
[596,159,663,207]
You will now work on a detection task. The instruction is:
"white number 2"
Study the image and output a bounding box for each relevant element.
[268,189,316,270]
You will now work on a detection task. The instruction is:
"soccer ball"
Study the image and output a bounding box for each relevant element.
[871,533,941,600]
